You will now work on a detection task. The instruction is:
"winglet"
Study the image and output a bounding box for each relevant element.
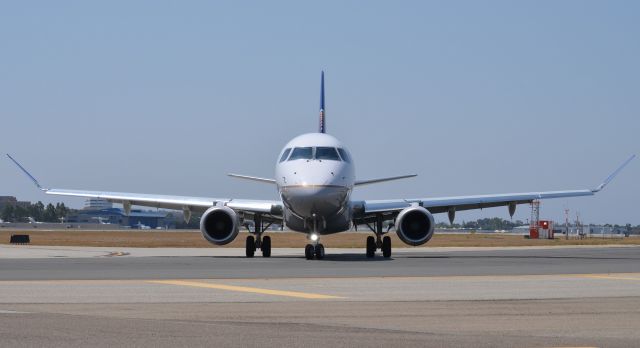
[319,70,326,133]
[592,154,635,192]
[6,154,48,191]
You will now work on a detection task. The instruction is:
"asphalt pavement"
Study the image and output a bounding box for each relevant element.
[0,245,639,347]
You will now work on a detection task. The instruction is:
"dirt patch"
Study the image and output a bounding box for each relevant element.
[0,230,637,248]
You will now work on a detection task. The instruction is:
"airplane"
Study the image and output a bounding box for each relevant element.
[135,221,151,230]
[27,217,43,224]
[7,72,635,260]
[90,216,111,225]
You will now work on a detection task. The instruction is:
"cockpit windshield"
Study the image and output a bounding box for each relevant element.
[337,148,351,163]
[315,147,340,161]
[279,148,292,162]
[286,146,347,162]
[288,147,313,160]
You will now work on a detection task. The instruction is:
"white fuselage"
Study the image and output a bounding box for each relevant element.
[275,133,355,234]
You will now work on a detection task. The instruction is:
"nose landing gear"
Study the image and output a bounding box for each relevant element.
[304,242,325,260]
[305,215,325,260]
[305,231,325,260]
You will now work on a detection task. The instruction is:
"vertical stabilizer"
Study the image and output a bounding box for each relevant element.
[319,71,326,133]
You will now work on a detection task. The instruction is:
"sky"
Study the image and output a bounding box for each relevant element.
[1,1,638,225]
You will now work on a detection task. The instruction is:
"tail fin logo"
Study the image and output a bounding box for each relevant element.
[319,71,326,133]
[319,109,325,133]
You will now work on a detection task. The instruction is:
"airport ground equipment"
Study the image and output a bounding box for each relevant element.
[9,234,30,244]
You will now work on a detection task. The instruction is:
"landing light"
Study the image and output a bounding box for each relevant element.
[310,234,319,241]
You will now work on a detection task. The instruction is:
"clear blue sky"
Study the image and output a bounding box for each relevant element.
[1,1,638,224]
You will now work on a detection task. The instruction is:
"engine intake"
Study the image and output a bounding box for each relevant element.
[200,206,239,245]
[395,206,435,246]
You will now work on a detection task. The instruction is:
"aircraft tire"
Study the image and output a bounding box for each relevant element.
[246,235,255,258]
[261,236,271,257]
[366,236,376,258]
[315,244,325,260]
[305,244,315,260]
[382,236,392,258]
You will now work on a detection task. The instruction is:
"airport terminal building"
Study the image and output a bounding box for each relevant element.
[66,207,174,229]
[61,198,174,229]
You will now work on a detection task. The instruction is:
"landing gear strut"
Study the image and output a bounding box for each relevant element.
[364,214,392,259]
[245,214,272,258]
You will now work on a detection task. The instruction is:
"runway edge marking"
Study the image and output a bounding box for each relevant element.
[148,280,345,299]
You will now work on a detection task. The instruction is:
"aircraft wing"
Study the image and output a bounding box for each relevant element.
[45,189,282,215]
[7,154,283,218]
[361,189,594,215]
[358,155,635,219]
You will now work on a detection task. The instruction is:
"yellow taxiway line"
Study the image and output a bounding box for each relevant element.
[148,280,344,299]
[579,274,640,281]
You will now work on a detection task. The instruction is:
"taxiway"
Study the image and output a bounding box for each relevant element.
[0,246,639,347]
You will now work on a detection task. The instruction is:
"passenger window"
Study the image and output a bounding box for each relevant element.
[279,148,291,163]
[315,147,340,161]
[337,148,351,163]
[288,147,313,160]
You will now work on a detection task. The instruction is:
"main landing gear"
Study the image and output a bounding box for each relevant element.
[365,214,392,259]
[245,235,271,258]
[365,235,391,258]
[245,214,271,258]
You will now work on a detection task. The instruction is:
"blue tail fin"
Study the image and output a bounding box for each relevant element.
[319,71,326,133]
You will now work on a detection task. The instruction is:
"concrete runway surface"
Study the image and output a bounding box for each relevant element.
[1,245,639,347]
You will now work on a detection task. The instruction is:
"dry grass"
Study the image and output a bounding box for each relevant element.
[1,230,638,248]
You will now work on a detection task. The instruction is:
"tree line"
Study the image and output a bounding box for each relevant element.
[1,202,70,223]
[2,202,638,230]
[435,217,526,231]
[436,218,639,231]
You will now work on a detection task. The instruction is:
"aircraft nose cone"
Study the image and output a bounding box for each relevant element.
[281,185,349,217]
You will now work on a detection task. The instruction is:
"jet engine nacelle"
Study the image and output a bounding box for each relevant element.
[199,206,239,245]
[395,206,435,246]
